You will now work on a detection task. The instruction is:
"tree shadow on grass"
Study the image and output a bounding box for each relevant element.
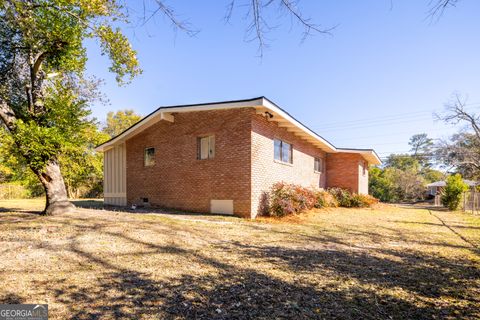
[38,243,479,319]
[46,267,438,320]
[231,241,479,296]
[71,199,104,209]
[0,207,41,214]
[3,212,480,319]
[44,228,480,319]
[0,293,24,304]
[389,220,480,230]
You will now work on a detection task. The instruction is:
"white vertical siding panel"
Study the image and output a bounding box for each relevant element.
[121,144,126,193]
[104,144,127,206]
[113,146,118,194]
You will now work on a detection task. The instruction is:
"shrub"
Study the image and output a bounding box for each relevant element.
[351,194,379,208]
[269,182,317,217]
[328,188,354,207]
[441,174,469,211]
[269,182,296,217]
[267,183,378,217]
[314,190,338,208]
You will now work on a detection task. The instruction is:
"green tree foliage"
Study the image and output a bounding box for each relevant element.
[384,154,421,172]
[369,167,397,202]
[0,0,140,214]
[59,124,110,199]
[441,174,469,210]
[369,166,428,202]
[103,109,142,138]
[409,133,434,156]
[369,134,445,203]
[409,133,433,167]
[0,0,329,214]
[1,113,110,199]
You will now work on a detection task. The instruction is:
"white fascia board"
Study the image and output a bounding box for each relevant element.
[159,98,264,113]
[95,97,380,163]
[95,99,264,152]
[261,98,337,152]
[95,111,174,151]
[336,149,382,165]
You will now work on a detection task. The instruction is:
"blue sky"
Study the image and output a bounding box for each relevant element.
[85,0,480,160]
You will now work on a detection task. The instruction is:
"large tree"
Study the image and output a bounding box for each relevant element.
[0,0,327,215]
[0,0,140,214]
[436,94,480,179]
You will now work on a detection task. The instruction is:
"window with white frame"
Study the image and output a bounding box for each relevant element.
[198,135,215,160]
[144,147,155,166]
[314,157,323,173]
[274,139,292,164]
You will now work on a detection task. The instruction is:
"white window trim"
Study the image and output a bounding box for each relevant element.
[314,157,323,173]
[274,138,293,164]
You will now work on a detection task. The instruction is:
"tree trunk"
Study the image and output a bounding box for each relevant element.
[35,160,75,215]
[1,100,75,215]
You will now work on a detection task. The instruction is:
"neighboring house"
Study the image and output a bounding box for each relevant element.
[95,97,381,218]
[427,180,478,197]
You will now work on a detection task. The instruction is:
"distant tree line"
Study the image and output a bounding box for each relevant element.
[369,134,444,202]
[370,93,480,203]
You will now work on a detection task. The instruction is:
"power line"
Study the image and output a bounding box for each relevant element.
[332,128,453,143]
[311,111,432,129]
[313,115,433,130]
[306,102,480,131]
[316,116,434,132]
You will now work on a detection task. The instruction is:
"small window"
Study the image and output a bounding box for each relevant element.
[314,157,323,173]
[274,139,293,164]
[198,135,215,160]
[144,147,155,166]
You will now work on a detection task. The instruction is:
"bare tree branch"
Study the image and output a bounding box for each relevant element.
[142,0,198,37]
[279,0,335,42]
[427,0,461,20]
[438,93,480,140]
[225,0,334,56]
[434,93,480,178]
[224,0,236,23]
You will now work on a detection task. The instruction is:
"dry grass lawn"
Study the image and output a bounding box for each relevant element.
[0,199,479,319]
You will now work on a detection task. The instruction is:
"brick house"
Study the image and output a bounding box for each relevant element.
[95,97,381,218]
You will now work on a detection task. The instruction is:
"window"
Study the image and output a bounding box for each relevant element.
[144,147,155,166]
[314,157,323,173]
[274,139,292,164]
[198,135,215,160]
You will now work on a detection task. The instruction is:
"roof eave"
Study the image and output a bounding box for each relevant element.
[336,148,382,165]
[94,97,381,164]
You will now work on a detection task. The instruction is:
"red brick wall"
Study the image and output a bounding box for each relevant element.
[125,107,370,218]
[326,153,367,193]
[251,113,327,217]
[126,108,252,217]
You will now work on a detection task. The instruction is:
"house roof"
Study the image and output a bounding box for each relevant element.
[95,96,382,165]
[427,180,478,187]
